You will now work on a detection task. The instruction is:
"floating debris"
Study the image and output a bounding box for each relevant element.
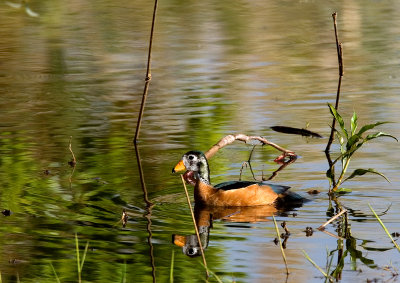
[305,227,314,237]
[281,221,290,236]
[307,189,321,195]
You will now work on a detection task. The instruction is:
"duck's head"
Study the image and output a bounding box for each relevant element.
[172,151,210,184]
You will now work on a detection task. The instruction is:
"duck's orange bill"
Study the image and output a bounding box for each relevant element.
[172,234,186,247]
[173,160,186,173]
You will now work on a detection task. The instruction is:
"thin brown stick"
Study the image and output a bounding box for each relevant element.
[325,12,344,153]
[68,136,76,166]
[318,209,347,231]
[180,175,209,278]
[134,0,158,144]
[204,134,296,160]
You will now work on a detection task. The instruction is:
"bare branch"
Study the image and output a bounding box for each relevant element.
[134,0,159,143]
[204,134,296,160]
[325,12,344,153]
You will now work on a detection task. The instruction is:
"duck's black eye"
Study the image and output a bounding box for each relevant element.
[188,155,194,160]
[187,247,197,256]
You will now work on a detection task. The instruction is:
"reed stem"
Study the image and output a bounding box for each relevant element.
[180,175,209,278]
[325,12,344,153]
[134,0,158,143]
[272,216,290,275]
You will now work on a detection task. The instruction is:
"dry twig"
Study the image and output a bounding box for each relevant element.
[325,12,344,152]
[204,134,296,160]
[318,209,347,231]
[134,0,158,143]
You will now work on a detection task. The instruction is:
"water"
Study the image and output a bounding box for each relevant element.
[1,0,400,282]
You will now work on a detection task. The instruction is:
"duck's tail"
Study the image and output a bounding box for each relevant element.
[276,191,307,209]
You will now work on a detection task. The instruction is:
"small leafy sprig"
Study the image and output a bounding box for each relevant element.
[326,103,398,193]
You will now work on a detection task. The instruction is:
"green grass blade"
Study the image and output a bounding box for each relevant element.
[75,233,81,273]
[200,263,224,283]
[272,215,289,274]
[49,261,61,283]
[120,261,127,283]
[368,204,400,252]
[170,249,174,283]
[325,248,335,283]
[302,250,332,282]
[80,241,89,271]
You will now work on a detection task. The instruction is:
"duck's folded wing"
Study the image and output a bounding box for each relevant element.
[214,181,291,193]
[214,181,258,191]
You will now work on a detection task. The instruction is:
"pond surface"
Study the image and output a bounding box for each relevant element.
[1,0,400,282]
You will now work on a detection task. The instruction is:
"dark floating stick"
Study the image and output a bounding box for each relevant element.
[271,126,323,138]
[325,12,344,152]
[134,0,159,144]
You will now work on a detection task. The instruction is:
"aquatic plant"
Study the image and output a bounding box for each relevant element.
[326,103,397,193]
[75,233,89,283]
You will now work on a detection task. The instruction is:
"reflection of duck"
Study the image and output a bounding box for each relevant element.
[172,205,291,257]
[173,151,304,207]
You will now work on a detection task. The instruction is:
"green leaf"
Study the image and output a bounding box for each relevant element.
[328,103,348,139]
[365,132,398,142]
[343,168,390,183]
[335,187,352,194]
[357,122,391,136]
[346,134,361,150]
[351,111,358,136]
[339,136,346,155]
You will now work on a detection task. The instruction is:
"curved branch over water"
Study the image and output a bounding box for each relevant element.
[204,134,297,160]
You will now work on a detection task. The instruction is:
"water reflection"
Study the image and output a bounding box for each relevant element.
[134,144,156,282]
[173,204,293,257]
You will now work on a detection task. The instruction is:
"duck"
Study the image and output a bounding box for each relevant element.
[172,150,304,207]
